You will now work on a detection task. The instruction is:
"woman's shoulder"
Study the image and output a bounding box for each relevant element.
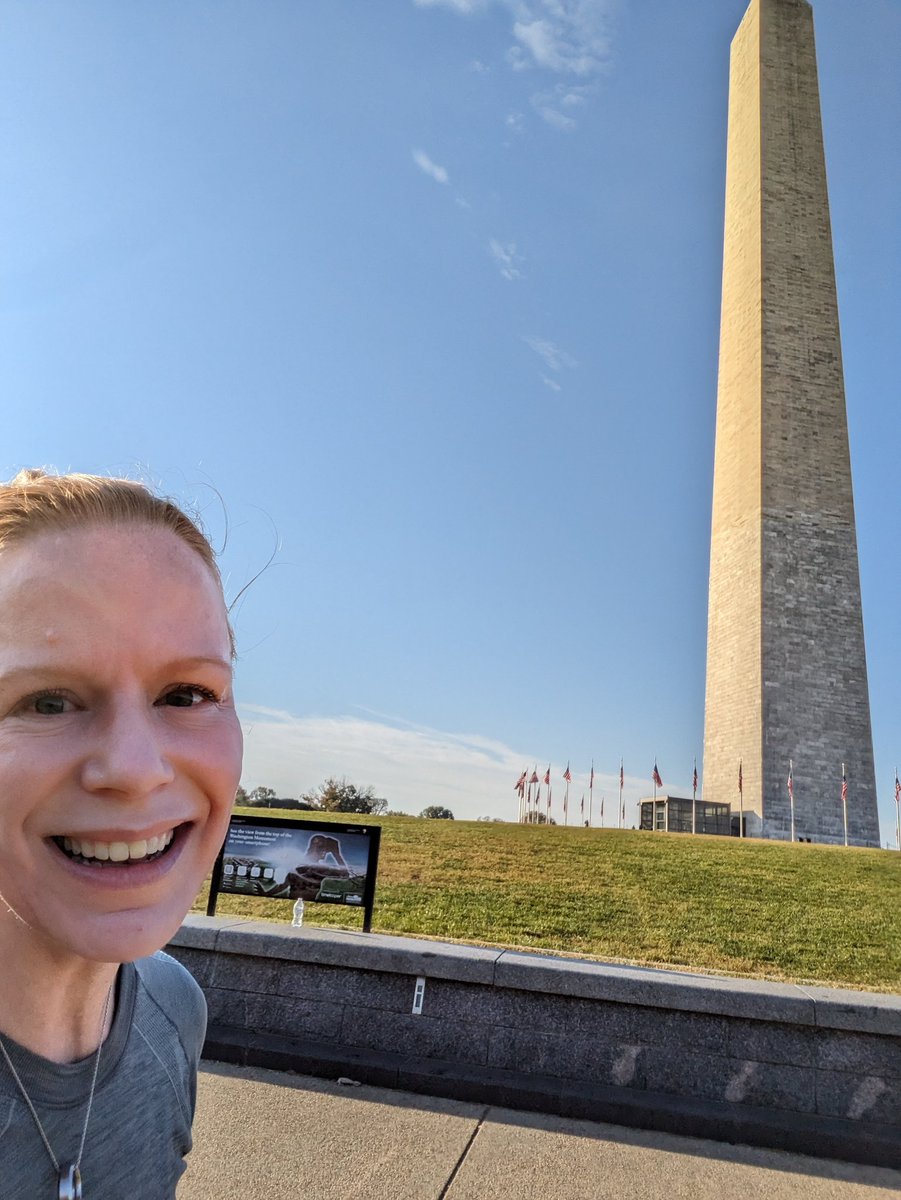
[132,952,207,1054]
[134,950,205,1004]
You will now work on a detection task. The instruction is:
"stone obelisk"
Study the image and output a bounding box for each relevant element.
[703,0,880,847]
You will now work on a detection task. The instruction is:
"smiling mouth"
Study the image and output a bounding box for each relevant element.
[52,828,178,866]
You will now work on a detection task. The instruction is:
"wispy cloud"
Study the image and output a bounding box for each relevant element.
[542,375,562,392]
[512,8,611,76]
[534,104,576,130]
[523,334,577,372]
[488,238,524,280]
[412,148,450,184]
[239,704,648,822]
[414,0,483,12]
[532,82,594,129]
[416,1,616,77]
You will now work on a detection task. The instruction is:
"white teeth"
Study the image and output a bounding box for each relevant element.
[60,830,176,863]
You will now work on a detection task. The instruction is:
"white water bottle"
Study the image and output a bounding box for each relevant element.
[291,899,304,927]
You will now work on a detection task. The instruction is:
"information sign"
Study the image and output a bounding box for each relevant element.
[207,814,380,932]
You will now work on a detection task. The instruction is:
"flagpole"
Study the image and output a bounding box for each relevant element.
[789,759,796,842]
[842,763,848,847]
[739,757,743,838]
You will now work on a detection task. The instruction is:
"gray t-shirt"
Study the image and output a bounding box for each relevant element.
[0,951,206,1199]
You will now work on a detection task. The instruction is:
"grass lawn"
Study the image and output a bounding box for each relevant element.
[194,809,901,992]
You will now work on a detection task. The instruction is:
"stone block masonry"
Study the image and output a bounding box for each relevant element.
[169,917,901,1168]
[703,0,879,845]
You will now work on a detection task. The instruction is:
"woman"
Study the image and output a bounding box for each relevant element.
[0,469,243,1198]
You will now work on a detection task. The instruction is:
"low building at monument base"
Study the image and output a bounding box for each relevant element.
[638,794,735,836]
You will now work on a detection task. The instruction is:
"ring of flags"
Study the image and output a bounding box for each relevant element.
[511,759,897,847]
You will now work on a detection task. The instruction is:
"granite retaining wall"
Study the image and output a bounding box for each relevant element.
[168,916,901,1167]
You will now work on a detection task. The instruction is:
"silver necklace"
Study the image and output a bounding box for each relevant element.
[0,982,113,1200]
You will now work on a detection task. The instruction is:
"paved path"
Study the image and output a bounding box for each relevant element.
[180,1062,901,1199]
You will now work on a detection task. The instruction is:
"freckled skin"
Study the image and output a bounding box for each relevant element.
[0,526,243,969]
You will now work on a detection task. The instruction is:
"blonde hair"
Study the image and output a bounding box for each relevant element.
[0,468,234,652]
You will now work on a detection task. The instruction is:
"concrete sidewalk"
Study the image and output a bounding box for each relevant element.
[179,1062,901,1199]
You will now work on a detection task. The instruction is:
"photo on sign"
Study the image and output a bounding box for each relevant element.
[220,824,372,906]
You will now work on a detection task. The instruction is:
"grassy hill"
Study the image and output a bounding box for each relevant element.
[195,809,901,992]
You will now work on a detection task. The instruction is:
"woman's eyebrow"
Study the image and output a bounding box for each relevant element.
[0,658,233,685]
[166,657,232,671]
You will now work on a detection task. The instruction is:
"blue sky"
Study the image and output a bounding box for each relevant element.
[2,0,899,840]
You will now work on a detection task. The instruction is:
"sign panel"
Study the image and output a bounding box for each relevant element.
[207,815,380,931]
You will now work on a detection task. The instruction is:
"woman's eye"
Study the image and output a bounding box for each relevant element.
[27,693,71,716]
[161,685,218,708]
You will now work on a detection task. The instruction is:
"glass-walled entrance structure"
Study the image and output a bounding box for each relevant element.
[638,794,733,836]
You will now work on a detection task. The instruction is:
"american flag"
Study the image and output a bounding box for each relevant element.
[514,770,526,794]
[580,794,585,817]
[692,760,698,795]
[895,772,900,804]
[589,763,594,789]
[841,766,848,804]
[787,763,794,800]
[619,761,624,790]
[530,769,539,785]
[738,760,743,794]
[544,765,550,786]
[563,763,572,782]
[652,762,663,789]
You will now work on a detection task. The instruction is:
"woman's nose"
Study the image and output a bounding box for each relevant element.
[79,704,176,798]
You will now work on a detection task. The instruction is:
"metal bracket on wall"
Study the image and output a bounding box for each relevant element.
[412,976,426,1015]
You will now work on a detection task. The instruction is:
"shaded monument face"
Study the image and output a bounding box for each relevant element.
[703,0,879,847]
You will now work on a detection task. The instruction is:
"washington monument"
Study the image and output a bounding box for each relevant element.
[703,0,880,847]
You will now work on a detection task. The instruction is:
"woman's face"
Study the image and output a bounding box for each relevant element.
[0,523,243,965]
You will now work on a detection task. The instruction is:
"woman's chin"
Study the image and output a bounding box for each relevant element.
[40,902,191,965]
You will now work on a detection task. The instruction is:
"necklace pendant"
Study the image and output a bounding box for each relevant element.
[58,1164,82,1200]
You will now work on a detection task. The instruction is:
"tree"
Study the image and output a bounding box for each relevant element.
[420,805,454,820]
[302,777,388,815]
[235,785,248,806]
[247,785,277,807]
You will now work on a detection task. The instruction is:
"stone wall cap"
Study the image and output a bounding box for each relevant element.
[174,917,898,1030]
[799,985,901,1037]
[180,915,502,983]
[493,949,817,1022]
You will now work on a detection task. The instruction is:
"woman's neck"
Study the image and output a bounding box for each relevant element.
[0,911,119,1063]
